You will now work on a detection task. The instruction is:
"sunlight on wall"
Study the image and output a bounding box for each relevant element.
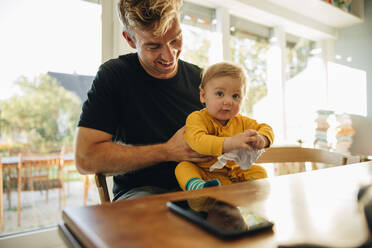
[327,62,367,117]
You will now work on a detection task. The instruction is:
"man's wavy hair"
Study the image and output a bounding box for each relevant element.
[200,62,247,95]
[118,0,182,38]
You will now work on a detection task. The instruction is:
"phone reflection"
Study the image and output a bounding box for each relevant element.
[187,197,248,233]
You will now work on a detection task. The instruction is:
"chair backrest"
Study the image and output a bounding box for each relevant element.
[95,173,113,203]
[256,146,359,165]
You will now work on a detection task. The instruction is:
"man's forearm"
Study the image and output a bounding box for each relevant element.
[74,127,170,175]
[75,140,168,175]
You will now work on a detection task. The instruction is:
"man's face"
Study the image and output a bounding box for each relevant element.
[126,18,183,79]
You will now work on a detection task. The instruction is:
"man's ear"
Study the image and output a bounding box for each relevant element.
[122,31,136,49]
[200,88,206,103]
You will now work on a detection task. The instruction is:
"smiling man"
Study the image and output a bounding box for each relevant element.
[74,0,211,200]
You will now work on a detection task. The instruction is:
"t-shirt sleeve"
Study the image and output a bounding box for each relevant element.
[184,112,225,156]
[78,64,120,136]
[242,117,274,147]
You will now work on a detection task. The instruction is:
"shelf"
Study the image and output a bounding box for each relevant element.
[186,0,364,40]
[267,0,363,28]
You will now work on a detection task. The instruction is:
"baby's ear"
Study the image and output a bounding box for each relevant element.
[200,88,206,103]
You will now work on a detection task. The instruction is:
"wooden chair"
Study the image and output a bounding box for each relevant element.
[95,173,114,204]
[6,153,65,226]
[256,146,360,175]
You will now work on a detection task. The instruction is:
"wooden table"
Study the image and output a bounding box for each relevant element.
[60,162,372,248]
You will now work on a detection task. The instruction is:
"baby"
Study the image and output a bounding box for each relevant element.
[175,62,274,190]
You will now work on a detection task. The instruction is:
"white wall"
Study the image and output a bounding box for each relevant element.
[335,0,372,156]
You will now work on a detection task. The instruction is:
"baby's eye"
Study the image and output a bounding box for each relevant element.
[216,91,224,97]
[233,94,240,99]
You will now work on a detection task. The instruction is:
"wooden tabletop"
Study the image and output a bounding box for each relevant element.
[61,162,372,248]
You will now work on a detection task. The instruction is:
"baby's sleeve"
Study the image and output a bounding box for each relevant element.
[184,112,225,156]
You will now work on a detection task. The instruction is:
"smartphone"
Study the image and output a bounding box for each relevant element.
[167,196,273,239]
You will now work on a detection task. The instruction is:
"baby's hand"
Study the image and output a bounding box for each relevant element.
[222,130,268,153]
[244,130,269,150]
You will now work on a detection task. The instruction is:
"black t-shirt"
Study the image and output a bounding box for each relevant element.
[78,53,203,199]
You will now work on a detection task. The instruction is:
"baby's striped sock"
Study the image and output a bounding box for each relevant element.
[185,177,221,191]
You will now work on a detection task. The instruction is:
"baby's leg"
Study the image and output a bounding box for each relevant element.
[207,173,234,186]
[175,161,220,191]
[242,164,268,180]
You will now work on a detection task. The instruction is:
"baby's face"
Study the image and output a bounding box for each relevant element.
[200,76,244,125]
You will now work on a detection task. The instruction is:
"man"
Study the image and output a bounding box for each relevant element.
[74,0,211,200]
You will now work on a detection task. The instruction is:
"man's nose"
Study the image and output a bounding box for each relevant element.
[161,45,175,61]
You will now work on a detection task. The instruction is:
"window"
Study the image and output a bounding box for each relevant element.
[285,35,312,80]
[284,36,323,146]
[0,0,101,236]
[180,2,216,68]
[229,16,270,116]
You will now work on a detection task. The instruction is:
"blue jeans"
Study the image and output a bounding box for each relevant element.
[114,186,179,201]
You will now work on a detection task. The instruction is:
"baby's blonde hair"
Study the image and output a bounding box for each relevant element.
[200,62,247,94]
[118,0,182,38]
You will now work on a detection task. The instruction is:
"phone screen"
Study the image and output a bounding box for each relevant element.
[167,196,273,239]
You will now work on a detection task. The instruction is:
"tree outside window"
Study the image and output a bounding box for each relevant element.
[181,24,212,69]
[286,38,312,80]
[0,75,81,156]
[230,31,270,116]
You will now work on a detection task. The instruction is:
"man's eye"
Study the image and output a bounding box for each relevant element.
[147,45,160,50]
[216,92,224,97]
[172,35,182,45]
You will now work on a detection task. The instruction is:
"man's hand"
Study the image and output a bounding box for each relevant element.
[223,129,269,153]
[165,126,212,163]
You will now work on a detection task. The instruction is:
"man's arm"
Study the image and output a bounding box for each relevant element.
[74,126,211,175]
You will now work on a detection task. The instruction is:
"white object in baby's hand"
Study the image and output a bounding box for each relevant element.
[210,148,265,171]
